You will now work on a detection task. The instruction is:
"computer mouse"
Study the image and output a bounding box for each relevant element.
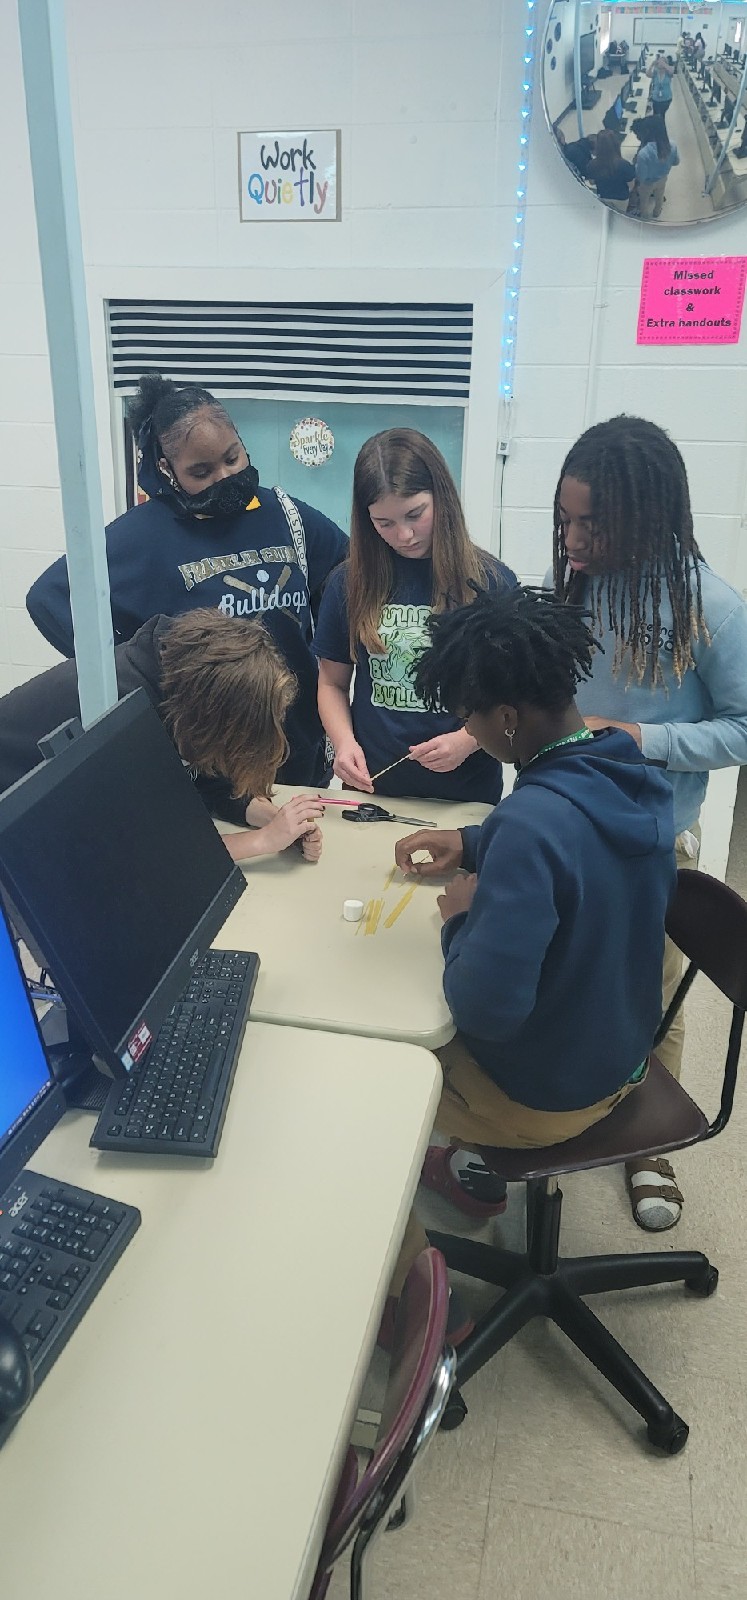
[0,1313,33,1420]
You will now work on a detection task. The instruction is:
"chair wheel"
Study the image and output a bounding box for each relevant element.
[440,1389,468,1432]
[685,1264,719,1297]
[647,1414,689,1454]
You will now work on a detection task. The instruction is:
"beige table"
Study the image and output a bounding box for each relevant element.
[215,786,490,1049]
[0,1022,441,1600]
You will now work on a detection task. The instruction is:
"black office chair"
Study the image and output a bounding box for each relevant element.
[429,869,746,1454]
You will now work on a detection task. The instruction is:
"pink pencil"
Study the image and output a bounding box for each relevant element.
[315,795,369,806]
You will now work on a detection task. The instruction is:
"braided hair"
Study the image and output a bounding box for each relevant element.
[553,415,705,686]
[127,373,233,454]
[414,586,595,716]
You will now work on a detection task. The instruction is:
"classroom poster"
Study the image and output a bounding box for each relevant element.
[238,130,340,221]
[637,256,747,345]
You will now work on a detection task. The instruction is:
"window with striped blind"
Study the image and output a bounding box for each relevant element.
[107,299,473,404]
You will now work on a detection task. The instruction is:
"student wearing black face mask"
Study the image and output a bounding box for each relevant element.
[26,373,349,658]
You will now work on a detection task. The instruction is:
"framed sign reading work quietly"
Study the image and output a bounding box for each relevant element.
[238,129,340,221]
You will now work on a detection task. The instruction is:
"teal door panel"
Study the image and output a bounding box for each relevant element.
[225,400,465,534]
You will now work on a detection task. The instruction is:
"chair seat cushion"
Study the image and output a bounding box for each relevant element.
[477,1056,709,1182]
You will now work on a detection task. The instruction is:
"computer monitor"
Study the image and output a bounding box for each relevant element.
[724,44,732,59]
[724,94,735,123]
[0,895,65,1195]
[713,80,722,104]
[602,95,624,133]
[0,691,247,1086]
[579,31,595,78]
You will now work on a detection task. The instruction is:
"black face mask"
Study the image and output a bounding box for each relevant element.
[165,458,260,518]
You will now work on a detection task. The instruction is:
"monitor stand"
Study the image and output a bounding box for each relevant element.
[39,1006,112,1112]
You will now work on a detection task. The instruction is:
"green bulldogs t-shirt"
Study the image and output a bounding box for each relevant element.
[313,552,516,803]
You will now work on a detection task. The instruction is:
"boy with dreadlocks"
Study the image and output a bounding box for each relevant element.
[553,415,747,1231]
[383,587,675,1343]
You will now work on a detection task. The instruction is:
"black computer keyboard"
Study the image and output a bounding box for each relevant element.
[90,949,260,1158]
[0,1168,140,1446]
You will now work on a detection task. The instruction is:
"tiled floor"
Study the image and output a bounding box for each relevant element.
[327,769,747,1600]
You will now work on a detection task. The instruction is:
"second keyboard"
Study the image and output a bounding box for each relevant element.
[90,949,259,1158]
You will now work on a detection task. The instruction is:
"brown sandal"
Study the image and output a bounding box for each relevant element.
[626,1157,683,1232]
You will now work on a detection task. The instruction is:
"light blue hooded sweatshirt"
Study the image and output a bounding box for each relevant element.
[547,562,747,834]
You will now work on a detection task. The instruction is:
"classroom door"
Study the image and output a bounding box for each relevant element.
[225,400,465,533]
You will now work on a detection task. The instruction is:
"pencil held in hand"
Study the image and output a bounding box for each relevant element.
[369,753,412,783]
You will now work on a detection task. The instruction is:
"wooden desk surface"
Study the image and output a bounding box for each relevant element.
[0,1022,442,1600]
[215,786,490,1049]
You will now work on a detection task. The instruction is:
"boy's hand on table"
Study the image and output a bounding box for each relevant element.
[437,873,477,922]
[395,829,464,879]
[244,794,323,856]
[229,795,325,861]
[263,795,325,854]
[300,822,323,862]
[244,796,278,827]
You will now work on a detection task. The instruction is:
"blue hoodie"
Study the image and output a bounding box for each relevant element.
[441,729,676,1111]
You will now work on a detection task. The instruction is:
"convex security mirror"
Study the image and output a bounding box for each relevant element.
[542,1,747,225]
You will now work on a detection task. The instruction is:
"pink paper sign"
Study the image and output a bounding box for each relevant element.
[637,256,747,346]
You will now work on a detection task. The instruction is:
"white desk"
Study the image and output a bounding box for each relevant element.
[0,1022,441,1600]
[215,786,490,1049]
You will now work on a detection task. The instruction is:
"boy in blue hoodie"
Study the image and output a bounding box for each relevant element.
[384,587,675,1341]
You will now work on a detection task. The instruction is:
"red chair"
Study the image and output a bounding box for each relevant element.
[309,1247,456,1600]
[429,870,746,1452]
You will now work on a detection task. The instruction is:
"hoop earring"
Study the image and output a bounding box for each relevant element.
[158,459,179,490]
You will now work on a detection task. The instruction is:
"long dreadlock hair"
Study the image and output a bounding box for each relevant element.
[552,415,705,687]
[414,586,596,716]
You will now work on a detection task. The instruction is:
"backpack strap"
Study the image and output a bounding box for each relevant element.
[273,484,309,589]
[273,485,334,771]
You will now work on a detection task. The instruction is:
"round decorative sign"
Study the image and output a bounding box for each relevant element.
[289,416,334,468]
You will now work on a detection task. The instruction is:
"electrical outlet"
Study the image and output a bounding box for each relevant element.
[497,398,513,458]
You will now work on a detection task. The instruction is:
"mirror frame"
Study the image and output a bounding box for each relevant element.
[540,1,747,228]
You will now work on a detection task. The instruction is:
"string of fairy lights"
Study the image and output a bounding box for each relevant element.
[500,0,541,417]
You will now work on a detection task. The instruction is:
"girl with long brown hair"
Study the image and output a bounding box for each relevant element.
[314,429,515,802]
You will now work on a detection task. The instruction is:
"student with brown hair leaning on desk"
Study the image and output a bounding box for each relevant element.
[0,608,324,865]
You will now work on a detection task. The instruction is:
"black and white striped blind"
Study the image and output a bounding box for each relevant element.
[107,300,472,403]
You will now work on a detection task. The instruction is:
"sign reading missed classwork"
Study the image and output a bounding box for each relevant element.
[637,256,747,346]
[238,130,340,222]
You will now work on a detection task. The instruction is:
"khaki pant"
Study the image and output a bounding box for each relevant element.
[655,825,701,1081]
[391,827,698,1295]
[638,176,668,218]
[390,1034,640,1295]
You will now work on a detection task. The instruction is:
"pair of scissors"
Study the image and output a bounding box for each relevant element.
[341,804,436,828]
